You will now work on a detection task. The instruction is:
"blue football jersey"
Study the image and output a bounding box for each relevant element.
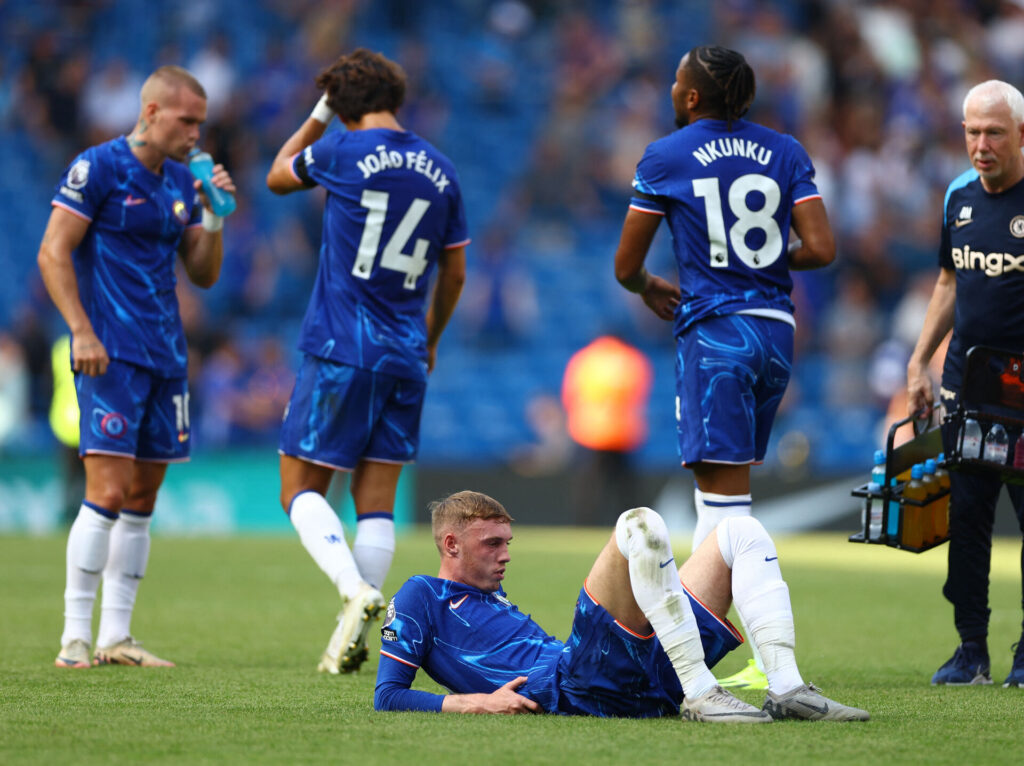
[629,118,821,335]
[939,170,1024,391]
[291,128,469,382]
[51,136,202,377]
[377,576,564,710]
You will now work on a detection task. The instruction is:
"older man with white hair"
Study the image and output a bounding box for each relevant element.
[907,79,1024,687]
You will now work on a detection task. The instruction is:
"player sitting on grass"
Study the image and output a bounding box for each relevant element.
[374,491,869,722]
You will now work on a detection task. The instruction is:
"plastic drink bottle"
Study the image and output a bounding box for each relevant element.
[187,149,236,217]
[864,481,883,540]
[961,418,982,459]
[872,448,888,491]
[1014,434,1024,469]
[934,453,951,540]
[886,477,901,539]
[901,463,928,548]
[983,422,1009,464]
[922,459,941,543]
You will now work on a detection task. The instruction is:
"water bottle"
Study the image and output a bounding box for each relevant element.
[886,477,901,539]
[871,449,887,487]
[187,148,236,217]
[864,481,883,540]
[961,418,982,459]
[982,422,1009,464]
[922,459,941,543]
[934,453,951,540]
[902,464,928,548]
[1014,434,1024,469]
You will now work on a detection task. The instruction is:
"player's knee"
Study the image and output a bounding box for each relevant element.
[615,506,670,558]
[715,515,772,569]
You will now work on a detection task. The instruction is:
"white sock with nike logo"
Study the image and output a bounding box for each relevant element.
[290,491,363,600]
[62,503,116,646]
[692,489,751,554]
[717,515,803,694]
[97,509,151,648]
[615,507,718,699]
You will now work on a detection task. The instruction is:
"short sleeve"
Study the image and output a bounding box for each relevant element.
[51,147,107,221]
[629,142,669,215]
[785,136,821,206]
[443,174,470,248]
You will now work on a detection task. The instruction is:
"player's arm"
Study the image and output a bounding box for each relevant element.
[37,206,108,377]
[179,166,235,288]
[425,246,467,373]
[440,677,541,714]
[614,208,680,321]
[906,267,956,417]
[374,655,539,714]
[787,198,835,270]
[266,96,333,195]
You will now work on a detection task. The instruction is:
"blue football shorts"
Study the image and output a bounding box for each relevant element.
[554,582,743,718]
[675,313,794,466]
[76,359,191,462]
[279,354,426,471]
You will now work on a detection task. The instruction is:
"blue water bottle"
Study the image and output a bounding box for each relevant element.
[871,449,886,487]
[187,148,236,217]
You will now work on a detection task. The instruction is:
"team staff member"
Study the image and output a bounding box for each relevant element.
[613,46,835,689]
[39,66,234,669]
[907,79,1024,687]
[267,49,468,675]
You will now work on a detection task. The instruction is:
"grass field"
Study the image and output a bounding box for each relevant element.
[1,528,1022,765]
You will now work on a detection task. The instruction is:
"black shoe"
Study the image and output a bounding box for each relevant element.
[931,641,992,685]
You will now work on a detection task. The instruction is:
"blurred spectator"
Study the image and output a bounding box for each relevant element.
[562,335,652,525]
[509,393,572,477]
[462,225,539,347]
[82,57,143,143]
[188,35,236,122]
[0,332,29,448]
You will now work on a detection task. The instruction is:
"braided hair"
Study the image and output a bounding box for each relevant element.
[686,46,756,127]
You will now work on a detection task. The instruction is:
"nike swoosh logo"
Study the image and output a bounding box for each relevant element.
[765,556,778,562]
[123,654,144,665]
[449,595,469,610]
[796,699,829,715]
[124,194,147,206]
[659,558,675,568]
[953,219,972,228]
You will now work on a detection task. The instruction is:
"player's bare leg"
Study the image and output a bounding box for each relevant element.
[589,508,771,723]
[350,460,400,589]
[57,455,134,669]
[94,460,174,667]
[690,461,765,689]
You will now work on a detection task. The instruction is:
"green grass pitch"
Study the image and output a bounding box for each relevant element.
[1,528,1021,765]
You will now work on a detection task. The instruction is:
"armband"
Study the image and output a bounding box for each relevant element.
[201,209,224,233]
[310,94,334,124]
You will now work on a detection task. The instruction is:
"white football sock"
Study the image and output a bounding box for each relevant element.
[289,491,363,600]
[717,515,803,694]
[692,489,751,554]
[353,514,395,590]
[62,503,117,646]
[97,509,151,648]
[615,507,718,699]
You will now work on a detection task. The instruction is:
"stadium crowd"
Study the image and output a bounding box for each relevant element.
[3,0,1024,473]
